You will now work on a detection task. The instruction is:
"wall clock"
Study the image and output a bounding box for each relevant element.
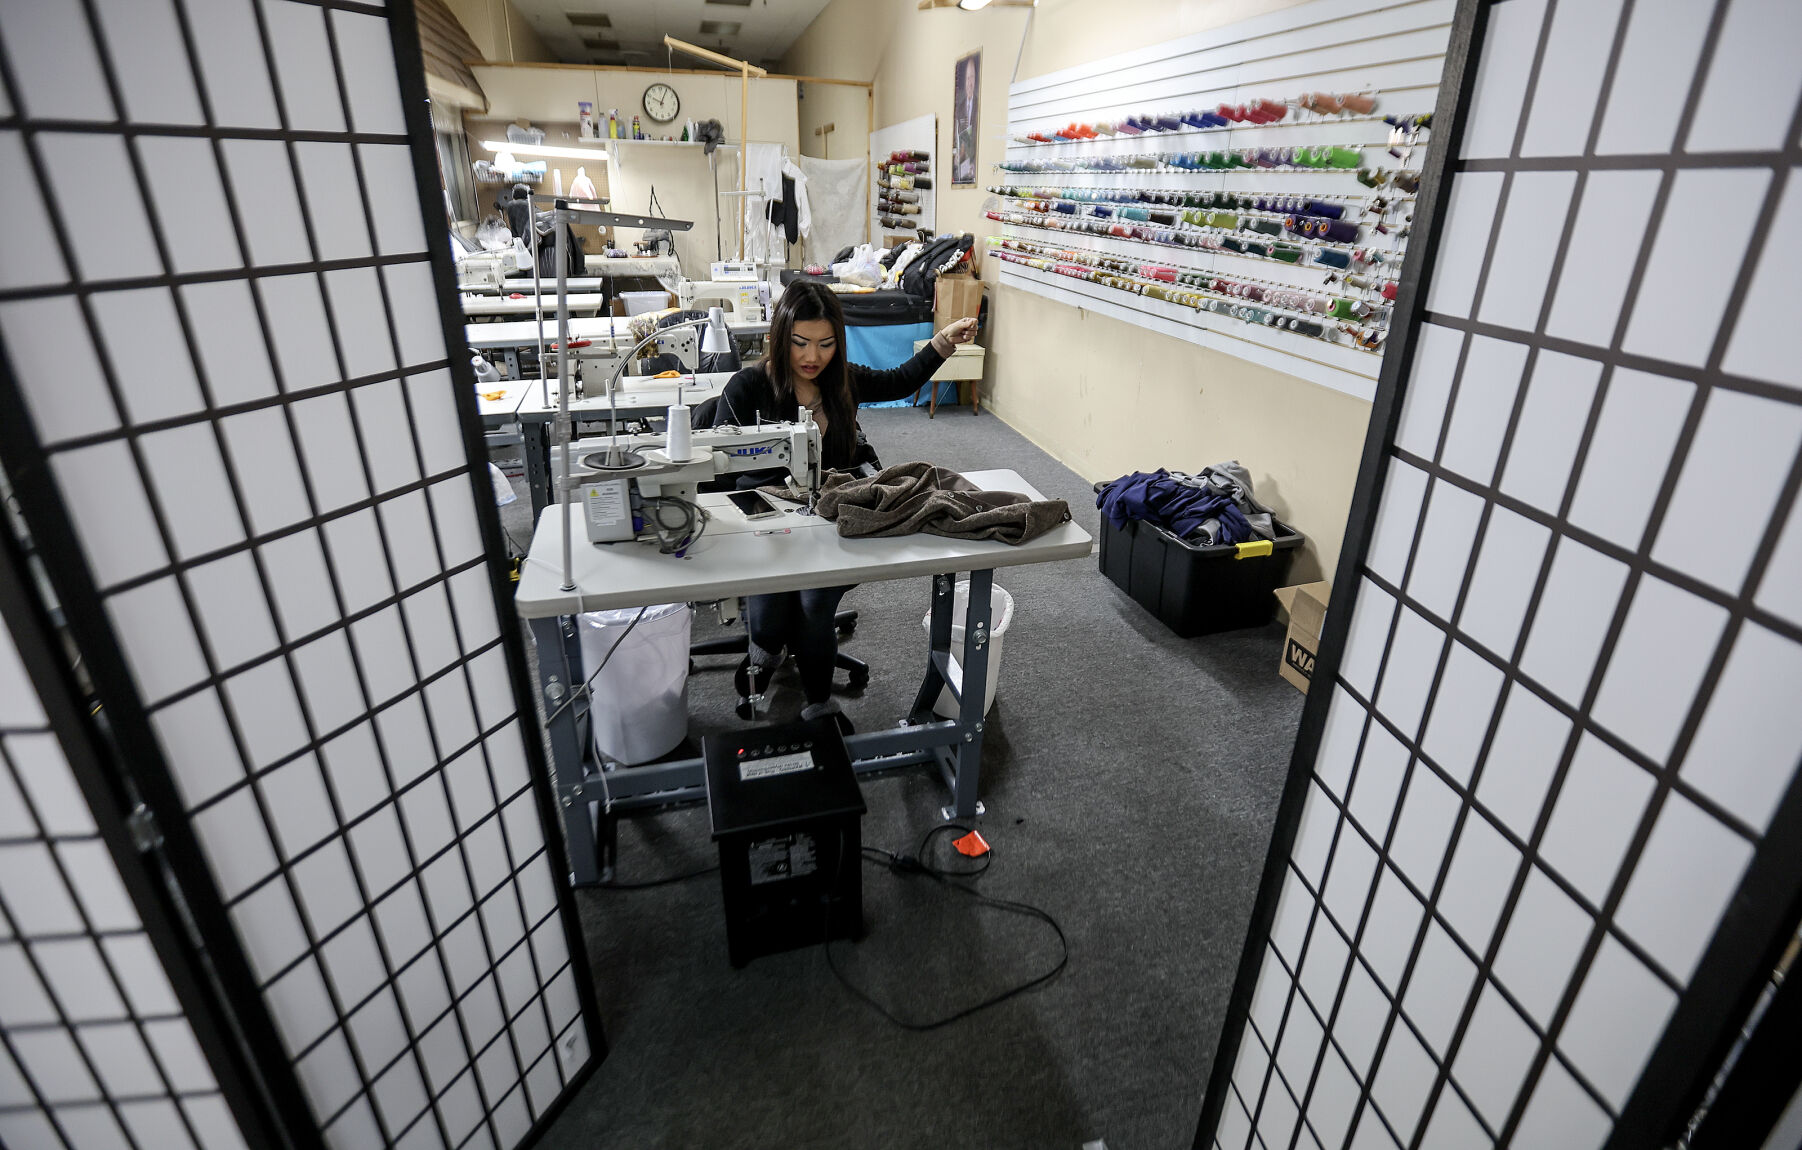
[643,82,680,124]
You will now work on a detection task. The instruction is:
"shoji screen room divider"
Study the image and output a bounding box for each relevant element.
[0,2,600,1148]
[1198,0,1802,1148]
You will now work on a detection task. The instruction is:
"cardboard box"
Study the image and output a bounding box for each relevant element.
[1275,582,1331,693]
[934,272,981,330]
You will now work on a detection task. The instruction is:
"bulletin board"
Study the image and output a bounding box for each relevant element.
[869,113,936,242]
[992,0,1453,399]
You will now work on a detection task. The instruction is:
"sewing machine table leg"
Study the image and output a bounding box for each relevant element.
[524,419,554,518]
[910,574,956,720]
[945,569,993,820]
[529,615,602,886]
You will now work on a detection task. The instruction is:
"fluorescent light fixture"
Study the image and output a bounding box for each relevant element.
[958,0,993,8]
[567,12,611,26]
[481,139,612,161]
[698,20,741,35]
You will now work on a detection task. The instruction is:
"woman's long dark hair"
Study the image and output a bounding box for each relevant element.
[761,281,857,463]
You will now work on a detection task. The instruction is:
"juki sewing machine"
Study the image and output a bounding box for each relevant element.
[676,279,770,322]
[567,418,822,546]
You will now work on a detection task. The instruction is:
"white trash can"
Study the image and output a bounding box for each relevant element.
[920,581,1014,718]
[577,603,692,765]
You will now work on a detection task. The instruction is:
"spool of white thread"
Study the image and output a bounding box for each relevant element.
[665,403,692,460]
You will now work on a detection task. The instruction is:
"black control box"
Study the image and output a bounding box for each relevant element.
[703,717,866,968]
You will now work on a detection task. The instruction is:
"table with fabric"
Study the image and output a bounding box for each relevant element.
[513,468,1092,885]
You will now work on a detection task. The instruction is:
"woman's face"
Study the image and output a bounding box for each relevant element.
[788,318,837,385]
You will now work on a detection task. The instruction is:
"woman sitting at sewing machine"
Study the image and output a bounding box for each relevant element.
[712,279,977,732]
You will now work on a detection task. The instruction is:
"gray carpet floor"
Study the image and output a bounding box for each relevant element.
[497,403,1305,1150]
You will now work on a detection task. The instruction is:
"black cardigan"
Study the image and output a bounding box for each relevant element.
[715,343,947,471]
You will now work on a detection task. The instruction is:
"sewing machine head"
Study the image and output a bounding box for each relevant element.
[675,279,769,323]
[569,419,821,545]
[455,252,507,290]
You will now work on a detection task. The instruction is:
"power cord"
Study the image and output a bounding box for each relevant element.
[595,863,719,890]
[639,494,708,555]
[543,604,650,729]
[825,823,1068,1031]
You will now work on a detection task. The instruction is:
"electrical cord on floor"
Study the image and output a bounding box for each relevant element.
[824,823,1068,1031]
[595,863,719,890]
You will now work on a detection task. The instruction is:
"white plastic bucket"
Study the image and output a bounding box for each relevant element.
[920,582,1014,718]
[577,603,692,765]
[620,290,670,315]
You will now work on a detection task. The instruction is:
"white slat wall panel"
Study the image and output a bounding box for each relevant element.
[997,0,1453,399]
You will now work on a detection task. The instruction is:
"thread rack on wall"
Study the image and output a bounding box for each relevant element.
[870,113,937,241]
[994,0,1453,400]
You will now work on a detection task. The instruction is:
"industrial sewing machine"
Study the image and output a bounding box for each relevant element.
[676,279,770,322]
[455,251,509,290]
[568,418,821,546]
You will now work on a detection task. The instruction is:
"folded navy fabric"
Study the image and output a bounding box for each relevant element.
[1096,469,1254,545]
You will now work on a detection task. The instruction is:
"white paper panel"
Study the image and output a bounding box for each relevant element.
[0,2,593,1148]
[1213,3,1802,1148]
[0,619,247,1149]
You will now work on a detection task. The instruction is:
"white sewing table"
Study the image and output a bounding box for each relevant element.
[461,291,609,319]
[514,469,1093,886]
[460,276,611,294]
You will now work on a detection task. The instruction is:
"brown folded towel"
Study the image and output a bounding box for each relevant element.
[803,462,1071,545]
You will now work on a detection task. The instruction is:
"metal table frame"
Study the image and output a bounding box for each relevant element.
[528,568,999,885]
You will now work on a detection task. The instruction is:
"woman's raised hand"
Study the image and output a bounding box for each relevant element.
[932,316,978,354]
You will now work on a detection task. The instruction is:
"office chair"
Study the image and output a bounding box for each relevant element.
[686,395,869,717]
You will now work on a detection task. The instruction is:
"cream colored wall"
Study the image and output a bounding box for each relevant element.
[796,83,870,164]
[987,290,1366,583]
[443,0,554,64]
[1018,0,1316,76]
[782,0,1372,580]
[468,65,799,152]
[783,0,1030,251]
[465,64,804,277]
[779,0,896,81]
[605,142,732,278]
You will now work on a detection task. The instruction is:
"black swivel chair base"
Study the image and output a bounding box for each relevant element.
[691,611,869,718]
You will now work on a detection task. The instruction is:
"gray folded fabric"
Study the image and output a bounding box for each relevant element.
[804,461,1071,545]
[1187,460,1275,545]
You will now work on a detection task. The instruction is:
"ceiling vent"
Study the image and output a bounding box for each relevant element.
[698,20,742,35]
[565,12,612,27]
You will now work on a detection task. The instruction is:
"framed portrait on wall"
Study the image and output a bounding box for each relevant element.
[952,50,980,186]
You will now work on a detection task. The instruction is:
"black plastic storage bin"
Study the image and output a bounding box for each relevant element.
[1096,492,1304,637]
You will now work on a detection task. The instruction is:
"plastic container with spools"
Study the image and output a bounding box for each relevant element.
[577,603,692,765]
[920,581,1014,718]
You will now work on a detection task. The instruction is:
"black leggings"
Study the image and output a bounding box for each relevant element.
[744,585,852,704]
